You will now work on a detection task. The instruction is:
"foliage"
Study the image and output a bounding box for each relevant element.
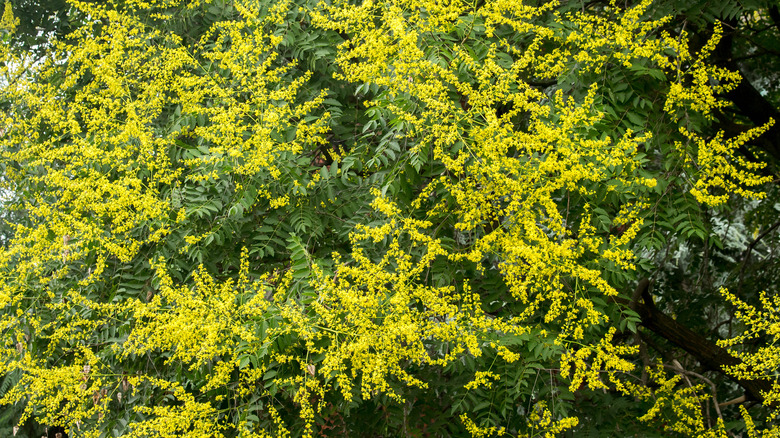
[0,0,779,436]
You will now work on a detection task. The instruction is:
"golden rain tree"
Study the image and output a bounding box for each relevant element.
[0,0,779,436]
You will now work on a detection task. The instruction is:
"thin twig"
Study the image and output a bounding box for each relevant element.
[665,361,724,423]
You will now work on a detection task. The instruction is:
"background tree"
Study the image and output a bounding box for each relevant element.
[0,0,778,436]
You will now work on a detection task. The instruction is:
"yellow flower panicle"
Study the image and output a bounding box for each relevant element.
[718,289,780,429]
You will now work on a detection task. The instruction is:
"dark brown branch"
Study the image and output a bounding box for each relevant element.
[615,280,773,404]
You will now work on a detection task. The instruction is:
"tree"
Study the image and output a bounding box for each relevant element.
[0,0,778,436]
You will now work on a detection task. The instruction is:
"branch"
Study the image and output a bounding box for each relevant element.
[719,394,747,408]
[615,280,773,404]
[666,360,723,424]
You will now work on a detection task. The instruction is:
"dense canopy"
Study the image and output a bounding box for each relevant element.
[0,0,779,436]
